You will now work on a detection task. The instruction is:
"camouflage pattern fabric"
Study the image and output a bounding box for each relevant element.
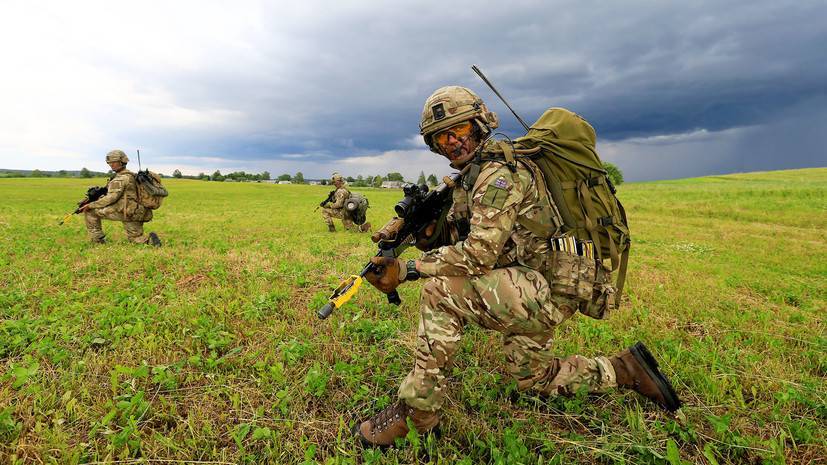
[84,169,152,243]
[399,159,616,411]
[418,157,558,276]
[321,187,355,229]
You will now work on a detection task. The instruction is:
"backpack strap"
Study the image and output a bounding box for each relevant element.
[612,199,631,308]
[614,244,630,308]
[497,141,517,172]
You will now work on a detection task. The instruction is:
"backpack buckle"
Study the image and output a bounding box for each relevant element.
[597,216,613,227]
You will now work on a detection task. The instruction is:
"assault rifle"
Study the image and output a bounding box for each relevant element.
[317,165,470,319]
[314,190,336,211]
[59,186,108,225]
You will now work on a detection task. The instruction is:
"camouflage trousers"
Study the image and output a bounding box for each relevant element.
[398,266,617,412]
[85,207,150,244]
[321,207,355,230]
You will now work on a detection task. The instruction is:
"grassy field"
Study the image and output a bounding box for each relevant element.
[1,168,825,464]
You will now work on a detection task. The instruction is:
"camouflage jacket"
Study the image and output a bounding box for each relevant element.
[418,158,558,277]
[86,169,145,220]
[325,187,350,210]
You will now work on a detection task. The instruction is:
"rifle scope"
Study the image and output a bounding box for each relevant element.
[394,184,429,218]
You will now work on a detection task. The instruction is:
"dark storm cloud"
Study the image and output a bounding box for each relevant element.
[3,1,824,179]
[129,0,825,176]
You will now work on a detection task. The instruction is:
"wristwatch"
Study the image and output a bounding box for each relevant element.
[405,259,420,281]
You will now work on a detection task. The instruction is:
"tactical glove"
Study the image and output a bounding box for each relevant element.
[365,257,407,294]
[414,220,438,251]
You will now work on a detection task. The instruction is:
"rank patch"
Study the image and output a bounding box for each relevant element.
[494,176,508,189]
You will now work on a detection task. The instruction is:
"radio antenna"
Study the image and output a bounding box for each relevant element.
[137,149,142,171]
[471,65,530,132]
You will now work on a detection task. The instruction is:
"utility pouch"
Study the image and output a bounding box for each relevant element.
[547,250,596,302]
[581,263,615,320]
[546,247,615,320]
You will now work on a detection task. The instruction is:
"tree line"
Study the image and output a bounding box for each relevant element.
[3,163,624,186]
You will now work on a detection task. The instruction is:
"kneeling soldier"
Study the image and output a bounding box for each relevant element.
[79,150,161,246]
[356,86,681,447]
[321,172,370,233]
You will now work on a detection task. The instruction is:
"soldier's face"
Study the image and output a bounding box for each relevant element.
[334,180,343,188]
[433,121,478,167]
[107,161,124,171]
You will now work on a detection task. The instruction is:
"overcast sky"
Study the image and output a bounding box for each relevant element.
[1,0,824,181]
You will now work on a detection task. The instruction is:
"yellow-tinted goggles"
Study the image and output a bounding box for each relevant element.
[433,121,473,147]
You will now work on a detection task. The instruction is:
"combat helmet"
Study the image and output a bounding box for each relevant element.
[420,86,499,152]
[331,172,344,183]
[105,149,129,164]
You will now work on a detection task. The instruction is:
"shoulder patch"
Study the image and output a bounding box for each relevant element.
[480,176,510,210]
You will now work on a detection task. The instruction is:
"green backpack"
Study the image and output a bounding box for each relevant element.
[344,192,369,225]
[487,107,630,308]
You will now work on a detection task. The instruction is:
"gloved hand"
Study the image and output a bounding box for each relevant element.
[414,220,438,251]
[365,257,407,294]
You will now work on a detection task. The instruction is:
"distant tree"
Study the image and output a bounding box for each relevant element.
[31,169,44,177]
[173,169,183,178]
[417,171,426,185]
[197,172,207,180]
[294,172,305,184]
[278,173,291,181]
[354,175,365,187]
[261,171,271,181]
[80,167,93,178]
[373,175,384,188]
[320,179,328,185]
[386,172,404,182]
[346,176,355,183]
[212,170,224,182]
[58,170,68,177]
[427,174,438,186]
[603,162,624,186]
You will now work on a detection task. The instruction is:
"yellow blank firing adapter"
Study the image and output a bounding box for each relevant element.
[317,275,363,319]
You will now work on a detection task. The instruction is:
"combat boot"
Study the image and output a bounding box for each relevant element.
[91,236,106,244]
[328,224,336,233]
[356,401,439,448]
[359,222,372,233]
[148,232,162,247]
[610,342,682,412]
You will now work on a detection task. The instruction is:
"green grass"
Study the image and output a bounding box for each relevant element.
[1,168,825,464]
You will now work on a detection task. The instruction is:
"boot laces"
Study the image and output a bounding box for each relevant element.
[372,402,408,432]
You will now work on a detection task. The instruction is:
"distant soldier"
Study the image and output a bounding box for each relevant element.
[321,173,371,233]
[355,86,681,447]
[78,150,161,246]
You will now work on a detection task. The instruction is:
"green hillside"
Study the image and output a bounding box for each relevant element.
[0,168,824,464]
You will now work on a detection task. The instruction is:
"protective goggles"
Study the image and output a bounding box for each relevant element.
[432,121,473,147]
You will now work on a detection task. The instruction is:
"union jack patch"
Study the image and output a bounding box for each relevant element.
[494,177,508,189]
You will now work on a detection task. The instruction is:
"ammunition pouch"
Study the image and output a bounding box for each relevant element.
[546,250,615,320]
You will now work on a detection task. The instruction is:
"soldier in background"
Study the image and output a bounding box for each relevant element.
[321,172,371,233]
[79,150,161,246]
[355,87,680,447]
